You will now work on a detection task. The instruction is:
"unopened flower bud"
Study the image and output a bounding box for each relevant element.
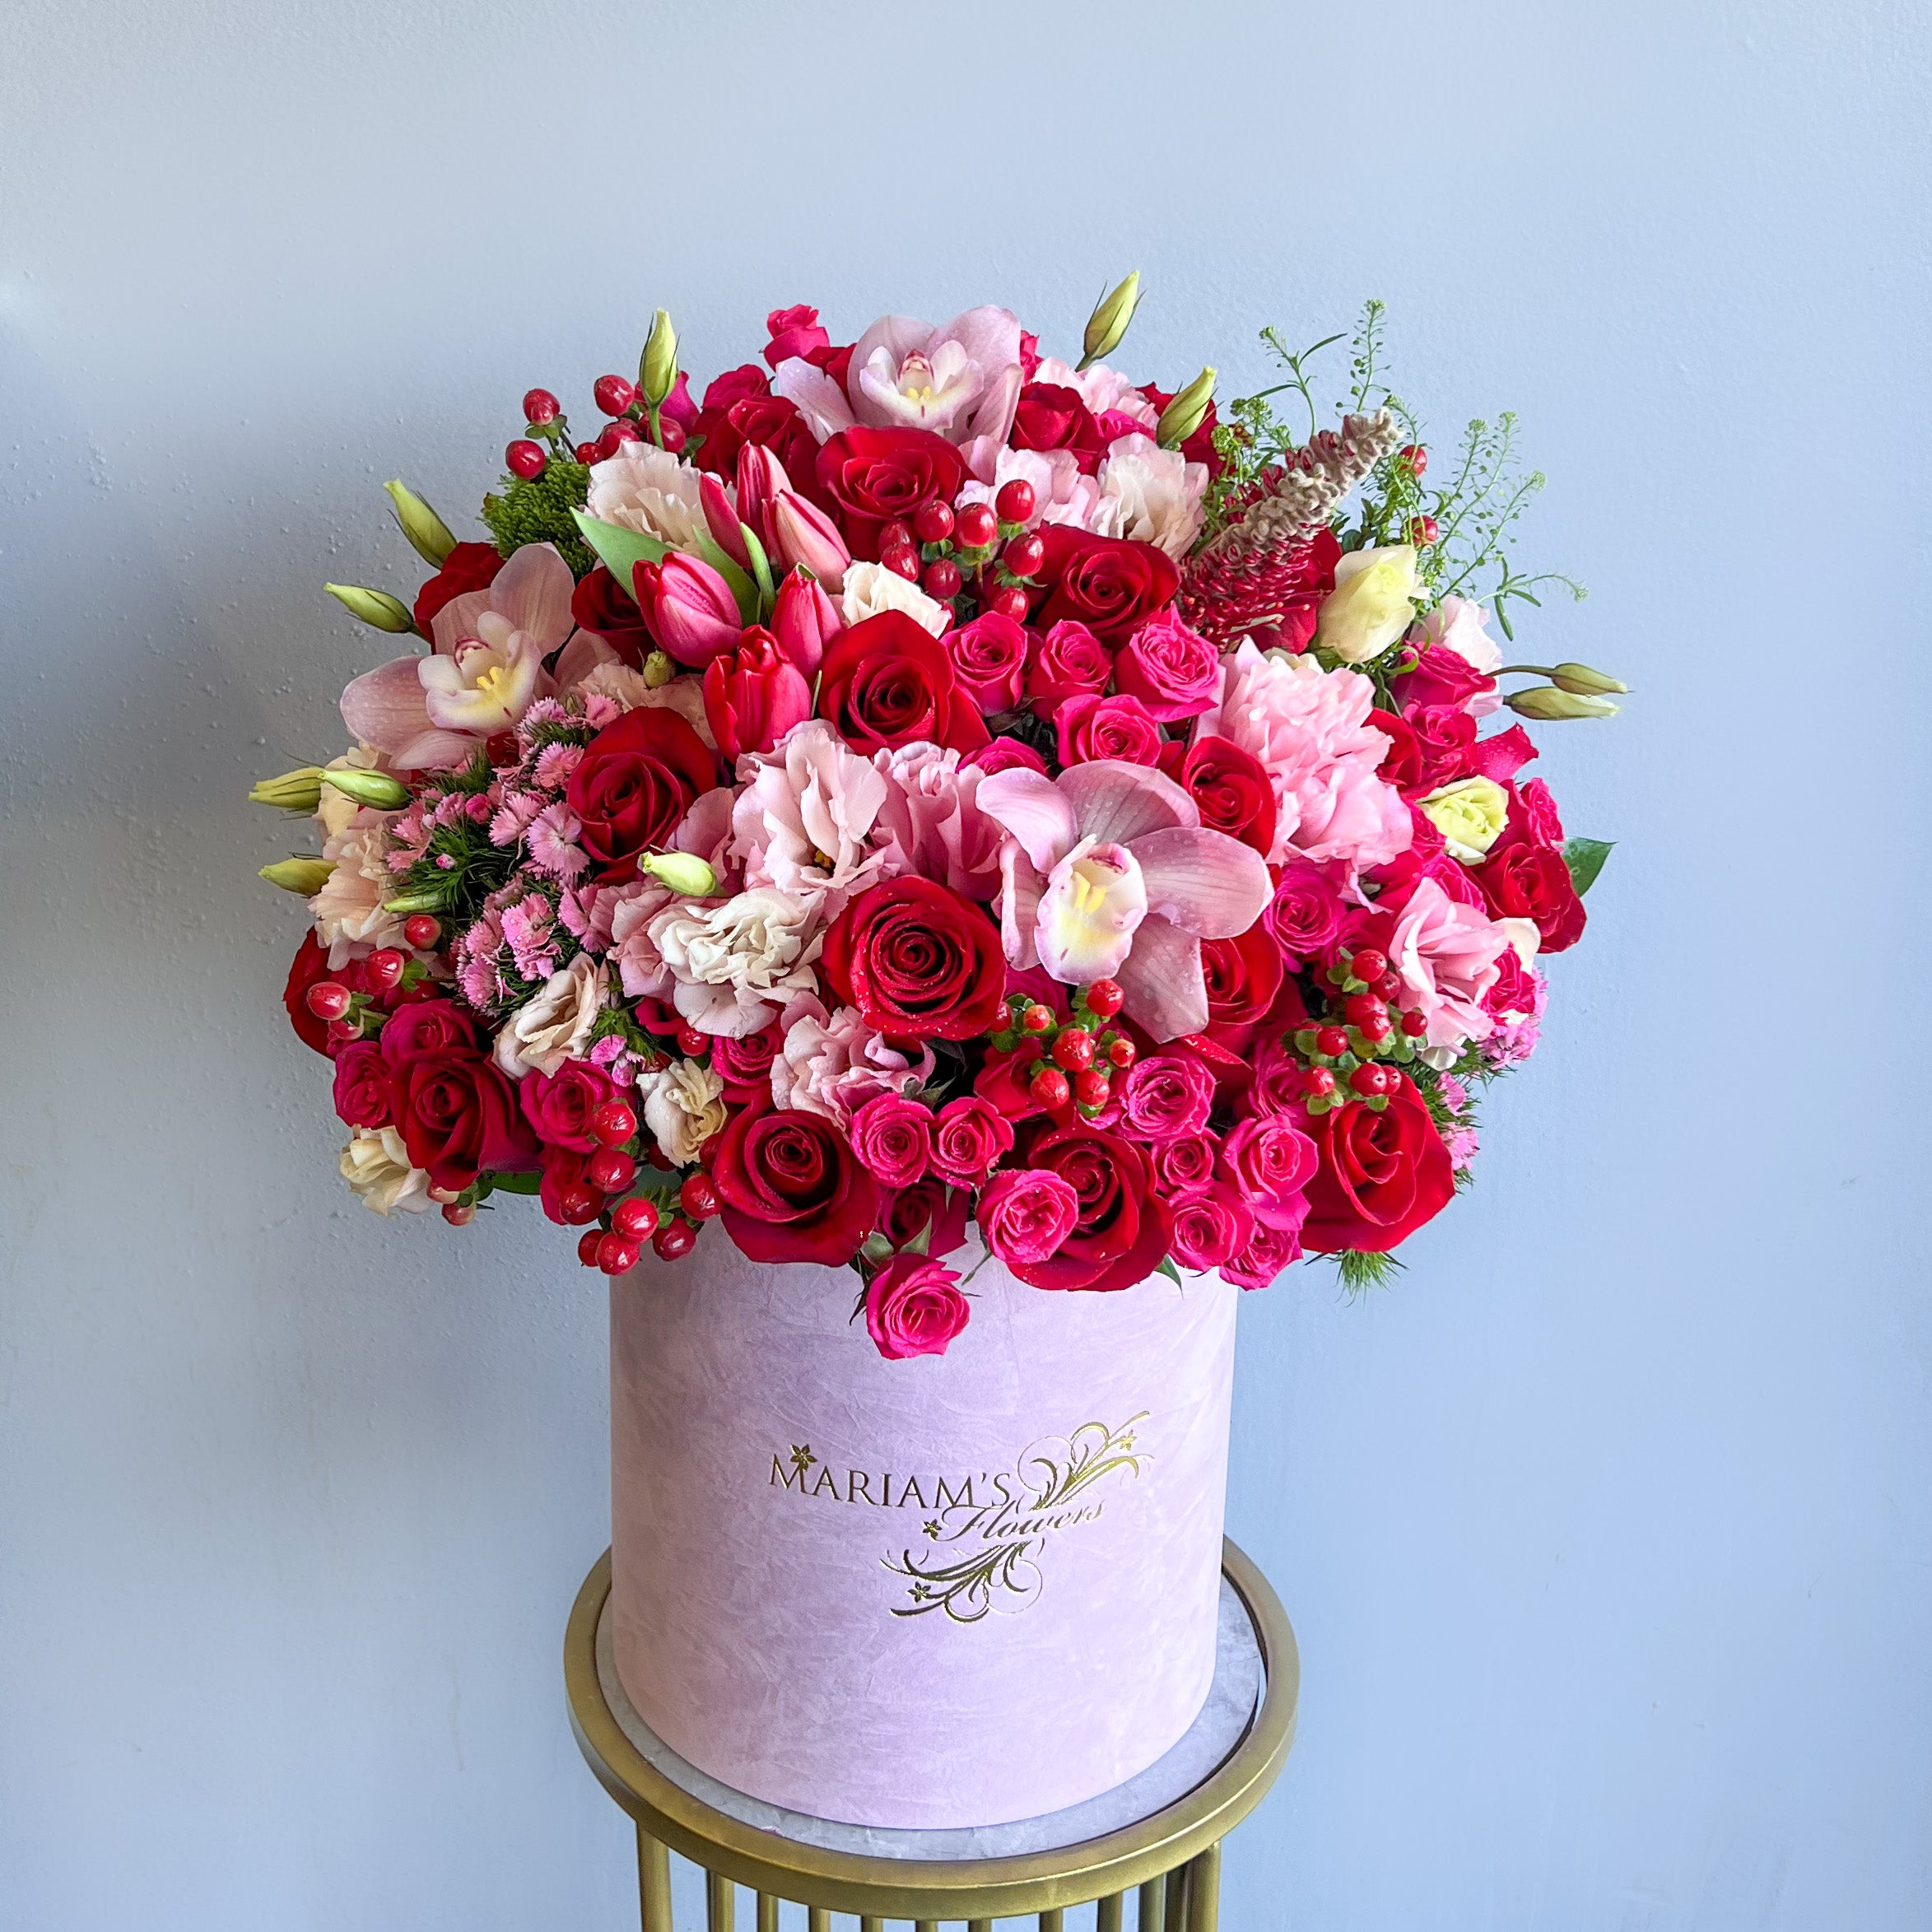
[259,858,335,895]
[642,649,677,689]
[383,481,458,566]
[639,851,718,897]
[321,767,412,808]
[640,309,678,407]
[382,888,449,915]
[324,583,415,632]
[1078,271,1142,370]
[1549,661,1629,696]
[1157,367,1216,448]
[250,766,324,812]
[1506,684,1620,720]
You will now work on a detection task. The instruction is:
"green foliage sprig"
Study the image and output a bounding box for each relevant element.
[482,460,594,575]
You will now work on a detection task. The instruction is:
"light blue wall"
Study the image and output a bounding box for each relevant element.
[2,2,1926,1926]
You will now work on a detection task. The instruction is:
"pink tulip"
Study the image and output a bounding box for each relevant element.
[770,567,842,678]
[631,553,743,667]
[701,626,812,764]
[735,445,792,556]
[769,491,851,592]
[699,473,752,570]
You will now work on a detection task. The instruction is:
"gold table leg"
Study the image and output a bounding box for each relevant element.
[637,1827,673,1932]
[808,1911,831,1932]
[1185,1841,1222,1932]
[757,1894,780,1932]
[1096,1891,1126,1932]
[1039,1911,1064,1931]
[1162,1861,1190,1932]
[968,1920,994,1932]
[707,1869,734,1931]
[860,1919,884,1932]
[1138,1873,1166,1929]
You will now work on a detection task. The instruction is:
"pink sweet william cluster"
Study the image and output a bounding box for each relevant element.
[257,284,1619,1357]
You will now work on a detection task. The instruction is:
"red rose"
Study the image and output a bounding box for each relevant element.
[710,1024,782,1098]
[1032,528,1180,644]
[1478,838,1585,952]
[1113,610,1220,721]
[1161,736,1278,856]
[700,364,771,412]
[711,1103,879,1266]
[1404,702,1478,792]
[284,933,341,1057]
[519,1059,619,1152]
[1300,1076,1455,1255]
[944,610,1030,712]
[694,392,823,494]
[388,1045,538,1194]
[814,426,967,561]
[876,1179,971,1257]
[824,878,1008,1041]
[1007,1124,1171,1292]
[539,1144,604,1227]
[379,1000,478,1058]
[973,1036,1050,1119]
[570,566,655,670]
[816,611,991,756]
[1023,619,1112,716]
[1261,857,1349,962]
[929,1096,1016,1186]
[1199,927,1286,1044]
[864,1253,971,1360]
[1371,708,1423,792]
[565,705,719,883]
[1055,691,1164,766]
[1009,383,1106,473]
[412,541,503,636]
[763,305,831,369]
[332,1041,392,1129]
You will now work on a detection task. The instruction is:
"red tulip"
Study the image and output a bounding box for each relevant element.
[770,567,843,678]
[702,625,812,761]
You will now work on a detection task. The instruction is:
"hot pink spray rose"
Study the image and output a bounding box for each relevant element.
[975,1166,1081,1266]
[864,1254,972,1361]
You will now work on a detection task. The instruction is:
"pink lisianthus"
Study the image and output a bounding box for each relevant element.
[975,1166,1081,1266]
[1194,642,1412,877]
[1028,357,1160,431]
[873,742,1005,902]
[955,443,1105,533]
[731,719,903,918]
[975,759,1273,1040]
[768,994,934,1129]
[1385,874,1511,1057]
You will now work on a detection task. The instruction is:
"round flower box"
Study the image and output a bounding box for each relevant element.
[609,1239,1238,1829]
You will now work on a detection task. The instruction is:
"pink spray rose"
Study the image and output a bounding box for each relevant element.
[944,610,1031,712]
[519,1058,621,1152]
[1217,1115,1318,1233]
[1054,691,1166,767]
[1119,1054,1216,1142]
[1222,1218,1304,1292]
[1168,1183,1257,1272]
[1112,608,1221,721]
[976,1166,1081,1266]
[864,1252,972,1361]
[929,1096,1016,1187]
[848,1092,934,1189]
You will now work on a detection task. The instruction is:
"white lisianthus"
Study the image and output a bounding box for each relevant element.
[1314,544,1420,664]
[585,442,708,550]
[638,1058,729,1167]
[492,955,609,1077]
[339,1128,432,1216]
[1093,434,1209,560]
[649,888,823,1038]
[840,562,951,636]
[310,813,407,966]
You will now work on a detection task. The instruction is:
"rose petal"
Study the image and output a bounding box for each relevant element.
[1129,826,1275,938]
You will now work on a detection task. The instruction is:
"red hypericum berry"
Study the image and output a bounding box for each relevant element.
[1408,514,1439,547]
[1106,1036,1138,1069]
[306,980,351,1022]
[922,559,963,599]
[1003,531,1046,578]
[1343,993,1388,1028]
[575,440,602,463]
[1374,972,1403,1003]
[506,439,547,479]
[912,500,956,544]
[326,1018,361,1048]
[402,914,441,951]
[1357,1012,1393,1045]
[1349,1063,1385,1097]
[878,519,915,555]
[994,478,1036,524]
[1350,948,1389,984]
[955,501,999,548]
[1303,1065,1338,1098]
[988,585,1031,621]
[588,1148,637,1194]
[440,1200,476,1227]
[594,374,636,417]
[1399,444,1427,477]
[1083,978,1124,1018]
[590,1100,638,1148]
[365,947,406,993]
[679,1172,721,1221]
[1400,1009,1428,1037]
[1021,1003,1056,1033]
[1051,1028,1096,1073]
[653,1219,698,1262]
[1315,1025,1351,1058]
[882,546,921,582]
[612,1195,659,1242]
[522,388,561,425]
[577,1228,606,1268]
[600,419,642,454]
[596,1231,642,1276]
[558,1181,603,1225]
[1073,1068,1111,1109]
[675,1024,709,1058]
[1029,1065,1073,1110]
[656,418,687,454]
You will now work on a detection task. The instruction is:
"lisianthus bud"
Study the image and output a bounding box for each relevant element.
[639,851,719,897]
[324,584,415,632]
[1550,661,1629,696]
[640,309,678,407]
[383,481,457,566]
[259,858,335,894]
[1157,367,1216,448]
[642,649,677,688]
[1506,684,1620,720]
[770,567,843,677]
[321,767,412,809]
[769,491,851,593]
[1418,776,1511,861]
[250,766,324,812]
[1079,271,1142,371]
[1313,545,1418,664]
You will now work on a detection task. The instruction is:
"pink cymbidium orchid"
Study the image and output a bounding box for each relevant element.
[976,759,1273,1041]
[340,542,575,770]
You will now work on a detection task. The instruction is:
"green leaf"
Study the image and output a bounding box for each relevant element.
[1157,1257,1185,1287]
[482,1170,543,1197]
[571,510,668,585]
[1563,836,1615,896]
[687,528,761,624]
[742,523,775,619]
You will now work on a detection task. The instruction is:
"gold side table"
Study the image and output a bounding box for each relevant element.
[565,1539,1297,1930]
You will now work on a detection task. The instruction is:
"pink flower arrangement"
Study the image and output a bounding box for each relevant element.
[257,286,1622,1348]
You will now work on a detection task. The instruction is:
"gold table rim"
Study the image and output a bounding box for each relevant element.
[564,1538,1298,1920]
